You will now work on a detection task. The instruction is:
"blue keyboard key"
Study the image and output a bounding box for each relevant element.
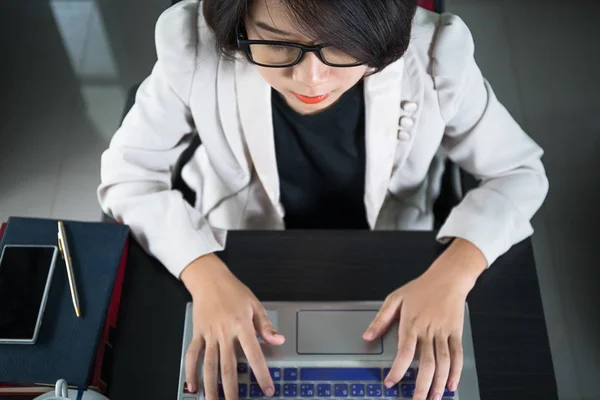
[219,384,247,398]
[238,383,248,398]
[249,384,263,397]
[368,384,383,397]
[283,383,298,397]
[284,368,298,381]
[384,384,399,398]
[443,388,455,398]
[317,384,332,397]
[300,368,382,381]
[351,384,366,397]
[274,384,281,396]
[270,368,282,381]
[237,363,248,374]
[334,384,349,397]
[383,368,416,381]
[404,368,416,381]
[251,368,283,383]
[300,383,315,397]
[401,384,415,398]
[384,368,391,377]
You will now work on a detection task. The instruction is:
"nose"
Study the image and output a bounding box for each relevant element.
[292,51,329,87]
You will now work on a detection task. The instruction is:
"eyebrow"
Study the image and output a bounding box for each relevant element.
[254,21,294,37]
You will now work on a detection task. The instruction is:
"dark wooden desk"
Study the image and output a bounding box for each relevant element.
[107,231,557,400]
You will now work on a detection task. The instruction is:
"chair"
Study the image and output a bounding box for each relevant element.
[118,0,471,228]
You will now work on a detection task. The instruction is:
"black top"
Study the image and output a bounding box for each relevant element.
[272,82,369,229]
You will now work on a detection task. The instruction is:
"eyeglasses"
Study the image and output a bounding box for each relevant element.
[236,27,363,68]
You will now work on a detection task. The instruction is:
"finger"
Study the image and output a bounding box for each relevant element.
[429,335,451,400]
[185,336,205,393]
[253,306,285,346]
[220,340,239,400]
[364,295,401,340]
[447,335,463,392]
[385,316,416,387]
[203,341,219,400]
[238,326,274,396]
[414,338,436,400]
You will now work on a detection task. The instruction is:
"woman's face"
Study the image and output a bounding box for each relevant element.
[245,0,369,115]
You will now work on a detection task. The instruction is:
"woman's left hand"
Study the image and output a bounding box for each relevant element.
[363,238,487,400]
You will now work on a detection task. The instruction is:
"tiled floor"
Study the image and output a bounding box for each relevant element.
[0,0,170,222]
[445,1,600,399]
[1,0,598,398]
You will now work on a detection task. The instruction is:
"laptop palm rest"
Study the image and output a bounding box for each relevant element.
[296,310,383,355]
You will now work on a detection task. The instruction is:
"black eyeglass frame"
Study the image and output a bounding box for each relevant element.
[236,26,363,68]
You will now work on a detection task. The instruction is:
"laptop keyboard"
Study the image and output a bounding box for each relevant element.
[182,364,456,399]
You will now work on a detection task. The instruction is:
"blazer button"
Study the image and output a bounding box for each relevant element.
[397,129,411,141]
[401,101,418,113]
[399,116,414,130]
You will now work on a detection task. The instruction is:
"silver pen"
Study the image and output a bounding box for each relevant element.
[57,221,81,318]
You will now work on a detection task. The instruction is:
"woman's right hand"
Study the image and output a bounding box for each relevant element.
[180,253,285,400]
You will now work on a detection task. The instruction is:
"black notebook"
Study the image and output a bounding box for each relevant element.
[0,217,129,389]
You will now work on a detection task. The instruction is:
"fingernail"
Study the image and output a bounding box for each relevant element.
[449,381,458,391]
[187,383,195,393]
[364,330,373,340]
[265,387,274,397]
[433,394,441,400]
[384,380,393,389]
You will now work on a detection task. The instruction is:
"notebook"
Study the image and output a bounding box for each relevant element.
[0,217,129,391]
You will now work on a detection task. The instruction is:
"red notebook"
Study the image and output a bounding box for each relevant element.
[0,222,129,396]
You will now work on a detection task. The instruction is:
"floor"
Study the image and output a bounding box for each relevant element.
[443,1,600,399]
[1,0,598,398]
[0,0,168,222]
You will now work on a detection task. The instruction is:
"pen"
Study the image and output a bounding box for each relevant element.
[57,221,81,318]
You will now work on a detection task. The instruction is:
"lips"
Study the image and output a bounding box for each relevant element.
[292,92,330,105]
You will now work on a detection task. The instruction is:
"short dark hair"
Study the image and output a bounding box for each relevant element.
[203,0,419,72]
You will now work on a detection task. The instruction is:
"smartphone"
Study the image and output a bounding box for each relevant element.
[0,245,58,344]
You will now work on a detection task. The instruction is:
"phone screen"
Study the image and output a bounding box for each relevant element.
[0,246,57,341]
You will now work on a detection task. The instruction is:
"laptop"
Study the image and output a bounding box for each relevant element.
[177,302,480,399]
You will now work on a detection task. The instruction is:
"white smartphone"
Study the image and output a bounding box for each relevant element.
[0,245,59,344]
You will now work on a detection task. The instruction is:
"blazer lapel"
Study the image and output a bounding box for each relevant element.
[234,60,281,208]
[363,59,405,228]
[363,53,425,228]
[217,58,252,181]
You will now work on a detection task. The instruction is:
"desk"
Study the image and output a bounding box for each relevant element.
[107,231,557,400]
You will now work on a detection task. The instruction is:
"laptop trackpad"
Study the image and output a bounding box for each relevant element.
[296,310,383,355]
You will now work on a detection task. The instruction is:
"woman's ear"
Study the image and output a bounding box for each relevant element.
[364,67,377,77]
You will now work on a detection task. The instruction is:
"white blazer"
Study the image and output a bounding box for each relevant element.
[98,0,548,278]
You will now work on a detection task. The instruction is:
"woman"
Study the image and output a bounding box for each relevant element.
[98,0,548,399]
